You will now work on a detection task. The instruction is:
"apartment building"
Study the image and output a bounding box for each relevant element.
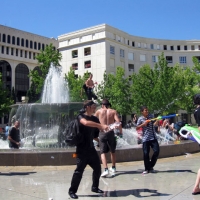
[0,25,58,125]
[58,24,200,84]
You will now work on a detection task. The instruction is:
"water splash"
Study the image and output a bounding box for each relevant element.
[41,64,69,103]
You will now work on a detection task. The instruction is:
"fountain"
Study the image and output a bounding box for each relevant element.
[0,64,199,166]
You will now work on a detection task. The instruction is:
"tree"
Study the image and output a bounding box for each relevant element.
[131,53,197,114]
[65,69,90,102]
[0,73,13,117]
[95,67,133,115]
[29,43,62,98]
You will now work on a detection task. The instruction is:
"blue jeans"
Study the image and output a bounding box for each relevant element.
[143,139,160,171]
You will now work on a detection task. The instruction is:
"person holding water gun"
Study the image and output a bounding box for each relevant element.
[136,106,160,174]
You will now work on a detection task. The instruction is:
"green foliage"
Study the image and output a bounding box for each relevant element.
[95,67,133,115]
[26,83,40,103]
[29,43,62,97]
[0,73,13,117]
[131,53,198,114]
[65,68,88,102]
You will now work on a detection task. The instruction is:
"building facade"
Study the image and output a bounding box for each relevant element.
[58,24,200,85]
[0,25,58,125]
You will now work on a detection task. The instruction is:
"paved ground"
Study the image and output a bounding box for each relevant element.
[1,152,200,200]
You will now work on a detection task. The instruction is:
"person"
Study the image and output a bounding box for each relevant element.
[163,118,174,140]
[8,121,21,149]
[192,94,200,195]
[68,100,108,199]
[136,106,160,174]
[95,99,122,177]
[5,123,10,140]
[85,73,97,100]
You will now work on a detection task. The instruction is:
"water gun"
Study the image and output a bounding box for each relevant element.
[146,114,179,122]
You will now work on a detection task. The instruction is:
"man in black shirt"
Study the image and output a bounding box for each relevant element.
[68,100,108,199]
[8,121,21,149]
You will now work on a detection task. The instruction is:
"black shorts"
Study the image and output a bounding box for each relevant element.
[99,130,116,154]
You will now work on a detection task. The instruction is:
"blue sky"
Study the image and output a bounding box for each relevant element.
[0,0,199,40]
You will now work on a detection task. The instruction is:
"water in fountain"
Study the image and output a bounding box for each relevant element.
[41,64,69,103]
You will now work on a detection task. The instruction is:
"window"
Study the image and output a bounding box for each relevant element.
[166,56,173,63]
[26,39,29,48]
[195,56,200,62]
[38,43,41,50]
[138,43,141,48]
[127,40,129,45]
[157,45,160,50]
[25,51,27,58]
[30,41,33,49]
[191,45,195,50]
[163,45,167,50]
[84,47,91,56]
[184,45,187,50]
[128,64,134,72]
[85,60,91,68]
[3,34,6,42]
[72,50,78,58]
[72,63,78,70]
[143,43,147,48]
[16,49,18,56]
[17,37,20,46]
[140,54,146,61]
[198,45,200,50]
[152,55,158,62]
[33,53,35,59]
[110,46,115,55]
[120,49,124,58]
[6,47,9,55]
[29,52,31,59]
[12,36,15,45]
[179,56,187,63]
[11,48,14,56]
[20,50,23,57]
[177,45,180,50]
[7,35,10,44]
[128,52,134,60]
[34,42,37,50]
[132,41,135,47]
[42,43,45,50]
[150,44,154,49]
[170,46,174,50]
[21,38,24,47]
[1,46,4,54]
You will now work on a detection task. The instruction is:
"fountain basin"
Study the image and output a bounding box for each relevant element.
[0,140,199,166]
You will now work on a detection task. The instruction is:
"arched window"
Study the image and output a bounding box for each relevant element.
[7,35,10,44]
[3,34,6,42]
[12,36,15,45]
[42,43,45,50]
[0,60,12,92]
[34,42,37,50]
[30,41,33,49]
[38,43,41,50]
[21,38,24,47]
[26,39,29,48]
[17,37,20,46]
[15,63,29,102]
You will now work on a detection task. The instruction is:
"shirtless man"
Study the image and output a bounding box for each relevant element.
[95,99,122,177]
[85,74,97,100]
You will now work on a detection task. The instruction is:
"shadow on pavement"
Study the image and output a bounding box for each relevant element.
[79,188,170,198]
[0,172,36,176]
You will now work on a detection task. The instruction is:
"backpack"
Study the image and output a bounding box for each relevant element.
[64,115,83,146]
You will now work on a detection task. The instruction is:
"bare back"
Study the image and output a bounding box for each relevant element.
[95,108,119,125]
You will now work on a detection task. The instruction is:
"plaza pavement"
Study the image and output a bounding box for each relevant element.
[1,152,200,200]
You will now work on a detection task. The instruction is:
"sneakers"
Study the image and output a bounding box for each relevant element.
[109,167,116,173]
[142,170,149,174]
[101,170,109,177]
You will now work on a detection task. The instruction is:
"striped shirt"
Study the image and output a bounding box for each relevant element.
[137,114,157,142]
